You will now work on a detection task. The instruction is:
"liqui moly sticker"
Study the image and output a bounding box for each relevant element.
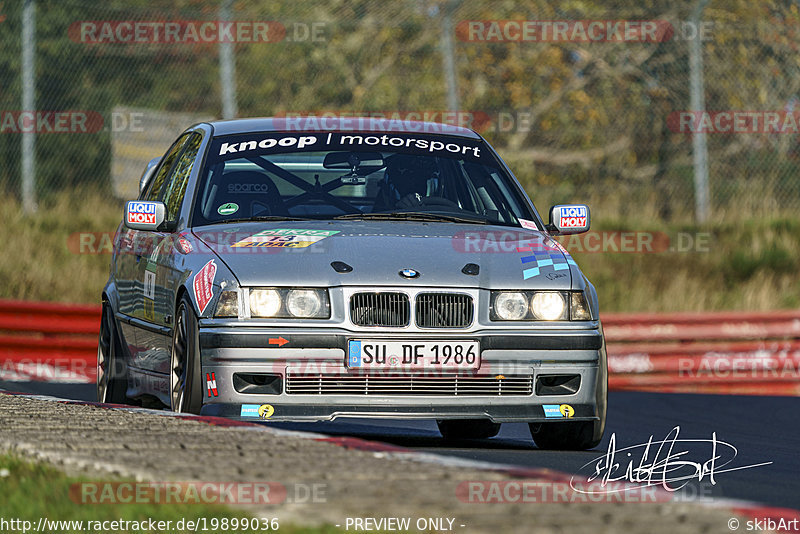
[126,201,159,225]
[556,205,588,229]
[193,260,217,314]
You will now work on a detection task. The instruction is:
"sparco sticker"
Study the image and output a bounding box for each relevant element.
[193,260,217,314]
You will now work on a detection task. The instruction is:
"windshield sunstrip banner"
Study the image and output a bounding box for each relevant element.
[211,132,486,162]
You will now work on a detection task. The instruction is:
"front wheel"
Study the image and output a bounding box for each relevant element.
[169,295,203,414]
[529,420,602,450]
[437,419,501,440]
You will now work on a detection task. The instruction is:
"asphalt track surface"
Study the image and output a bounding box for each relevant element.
[4,380,798,512]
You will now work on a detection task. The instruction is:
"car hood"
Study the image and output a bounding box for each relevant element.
[192,221,579,289]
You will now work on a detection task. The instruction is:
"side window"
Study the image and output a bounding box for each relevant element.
[162,133,203,224]
[143,133,192,201]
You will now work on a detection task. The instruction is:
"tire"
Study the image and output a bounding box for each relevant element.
[437,419,501,440]
[96,302,130,404]
[169,294,203,414]
[529,420,602,450]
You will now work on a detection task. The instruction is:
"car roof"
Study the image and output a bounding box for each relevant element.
[205,116,482,139]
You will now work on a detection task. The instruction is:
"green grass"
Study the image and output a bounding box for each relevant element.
[571,217,800,312]
[0,453,341,534]
[0,188,124,304]
[0,190,798,312]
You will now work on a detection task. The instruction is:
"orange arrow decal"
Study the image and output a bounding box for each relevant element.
[269,337,288,347]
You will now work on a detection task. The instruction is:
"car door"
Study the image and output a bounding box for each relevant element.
[128,132,193,373]
[152,131,204,351]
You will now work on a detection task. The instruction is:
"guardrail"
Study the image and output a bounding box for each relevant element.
[604,310,800,395]
[1,299,798,395]
[0,300,99,383]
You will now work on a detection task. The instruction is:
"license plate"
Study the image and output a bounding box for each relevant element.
[347,340,480,370]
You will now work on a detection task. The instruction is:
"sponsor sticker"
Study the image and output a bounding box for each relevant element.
[520,250,577,280]
[518,218,539,231]
[177,236,193,254]
[543,405,563,418]
[556,206,588,229]
[219,135,319,156]
[228,183,270,193]
[240,404,274,419]
[126,201,159,225]
[543,404,575,418]
[143,298,154,321]
[240,404,260,417]
[214,132,484,160]
[334,132,482,158]
[231,229,339,249]
[192,260,217,314]
[206,372,218,397]
[217,202,239,215]
[143,270,155,300]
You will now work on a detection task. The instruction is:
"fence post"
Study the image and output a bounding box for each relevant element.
[690,0,710,223]
[22,0,37,213]
[219,0,238,120]
[440,0,460,113]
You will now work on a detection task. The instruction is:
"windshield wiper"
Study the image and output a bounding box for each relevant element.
[333,211,488,224]
[216,215,316,224]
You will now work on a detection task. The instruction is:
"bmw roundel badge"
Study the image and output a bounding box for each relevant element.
[399,268,420,279]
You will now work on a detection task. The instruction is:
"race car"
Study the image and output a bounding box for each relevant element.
[97,117,607,450]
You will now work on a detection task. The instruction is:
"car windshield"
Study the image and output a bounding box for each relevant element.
[192,131,536,227]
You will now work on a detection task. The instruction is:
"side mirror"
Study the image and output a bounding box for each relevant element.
[548,204,590,235]
[125,200,166,231]
[139,157,161,194]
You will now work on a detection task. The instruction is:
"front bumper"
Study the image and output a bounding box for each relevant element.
[198,325,605,423]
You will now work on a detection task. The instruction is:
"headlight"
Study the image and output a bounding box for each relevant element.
[286,289,323,318]
[214,290,239,317]
[530,292,567,321]
[490,291,591,321]
[248,288,330,319]
[493,292,529,321]
[249,289,281,317]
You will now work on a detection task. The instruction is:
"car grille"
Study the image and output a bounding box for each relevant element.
[285,374,533,396]
[416,293,473,328]
[349,292,474,328]
[350,292,410,327]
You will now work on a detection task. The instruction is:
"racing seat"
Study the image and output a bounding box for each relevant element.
[213,170,288,217]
